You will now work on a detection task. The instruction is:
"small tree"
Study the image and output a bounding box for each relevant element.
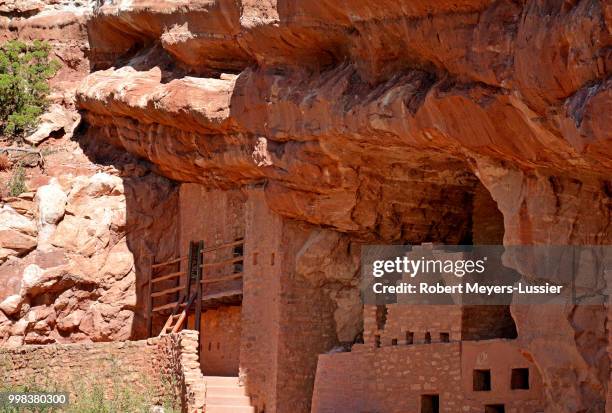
[0,40,60,140]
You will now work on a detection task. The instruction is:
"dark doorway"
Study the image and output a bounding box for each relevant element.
[420,394,439,413]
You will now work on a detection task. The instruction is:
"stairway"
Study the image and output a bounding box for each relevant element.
[204,376,254,413]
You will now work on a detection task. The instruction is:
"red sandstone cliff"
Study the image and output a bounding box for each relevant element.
[0,1,610,412]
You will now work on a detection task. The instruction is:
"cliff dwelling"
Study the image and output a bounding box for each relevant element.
[0,1,610,413]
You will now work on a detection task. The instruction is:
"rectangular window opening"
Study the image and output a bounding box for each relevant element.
[391,338,398,346]
[440,332,450,342]
[473,369,491,391]
[406,331,414,345]
[374,335,381,348]
[511,368,529,390]
[485,404,505,413]
[424,332,431,343]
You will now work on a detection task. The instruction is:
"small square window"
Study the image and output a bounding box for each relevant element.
[485,404,505,413]
[391,338,398,346]
[473,369,491,391]
[511,368,529,390]
[439,332,450,342]
[420,394,439,413]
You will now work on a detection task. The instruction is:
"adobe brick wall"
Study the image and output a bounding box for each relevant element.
[0,330,206,412]
[179,184,246,265]
[240,188,283,413]
[199,305,241,376]
[241,188,340,413]
[365,304,463,346]
[312,339,544,413]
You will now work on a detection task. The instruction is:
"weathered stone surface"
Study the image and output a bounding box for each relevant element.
[0,228,36,255]
[72,2,612,412]
[0,140,178,344]
[0,1,610,412]
[0,294,22,316]
[34,179,67,251]
[0,205,37,237]
[24,104,81,145]
[50,214,111,256]
[0,0,44,14]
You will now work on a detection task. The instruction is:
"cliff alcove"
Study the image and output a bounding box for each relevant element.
[0,1,610,412]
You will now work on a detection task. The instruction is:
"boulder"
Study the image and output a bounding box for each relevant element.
[0,205,37,236]
[35,179,68,251]
[20,263,44,294]
[0,229,37,253]
[0,294,22,316]
[50,214,111,256]
[24,104,81,146]
[35,180,67,225]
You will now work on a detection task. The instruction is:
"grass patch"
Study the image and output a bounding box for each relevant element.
[7,162,26,196]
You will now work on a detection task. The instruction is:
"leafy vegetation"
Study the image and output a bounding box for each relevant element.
[0,40,60,140]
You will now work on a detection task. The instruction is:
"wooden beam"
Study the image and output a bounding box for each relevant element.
[151,271,183,283]
[151,285,185,298]
[194,241,204,337]
[151,257,185,269]
[152,301,180,313]
[146,260,153,337]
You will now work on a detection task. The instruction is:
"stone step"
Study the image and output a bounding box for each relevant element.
[206,385,246,397]
[203,376,240,386]
[206,395,252,406]
[205,406,254,413]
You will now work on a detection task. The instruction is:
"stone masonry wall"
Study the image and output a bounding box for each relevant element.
[0,330,205,412]
[240,187,282,413]
[312,340,544,413]
[365,305,463,347]
[241,188,342,413]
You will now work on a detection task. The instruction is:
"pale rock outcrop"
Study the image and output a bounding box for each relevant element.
[0,294,22,316]
[50,213,111,256]
[24,104,81,145]
[34,179,67,251]
[0,155,179,344]
[0,205,37,261]
[0,0,44,14]
[0,206,37,236]
[19,263,44,294]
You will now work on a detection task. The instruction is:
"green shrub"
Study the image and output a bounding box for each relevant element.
[0,40,60,140]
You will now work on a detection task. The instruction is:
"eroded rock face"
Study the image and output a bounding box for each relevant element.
[74,1,611,411]
[0,145,179,345]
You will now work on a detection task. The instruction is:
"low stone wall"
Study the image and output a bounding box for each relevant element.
[0,330,205,412]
